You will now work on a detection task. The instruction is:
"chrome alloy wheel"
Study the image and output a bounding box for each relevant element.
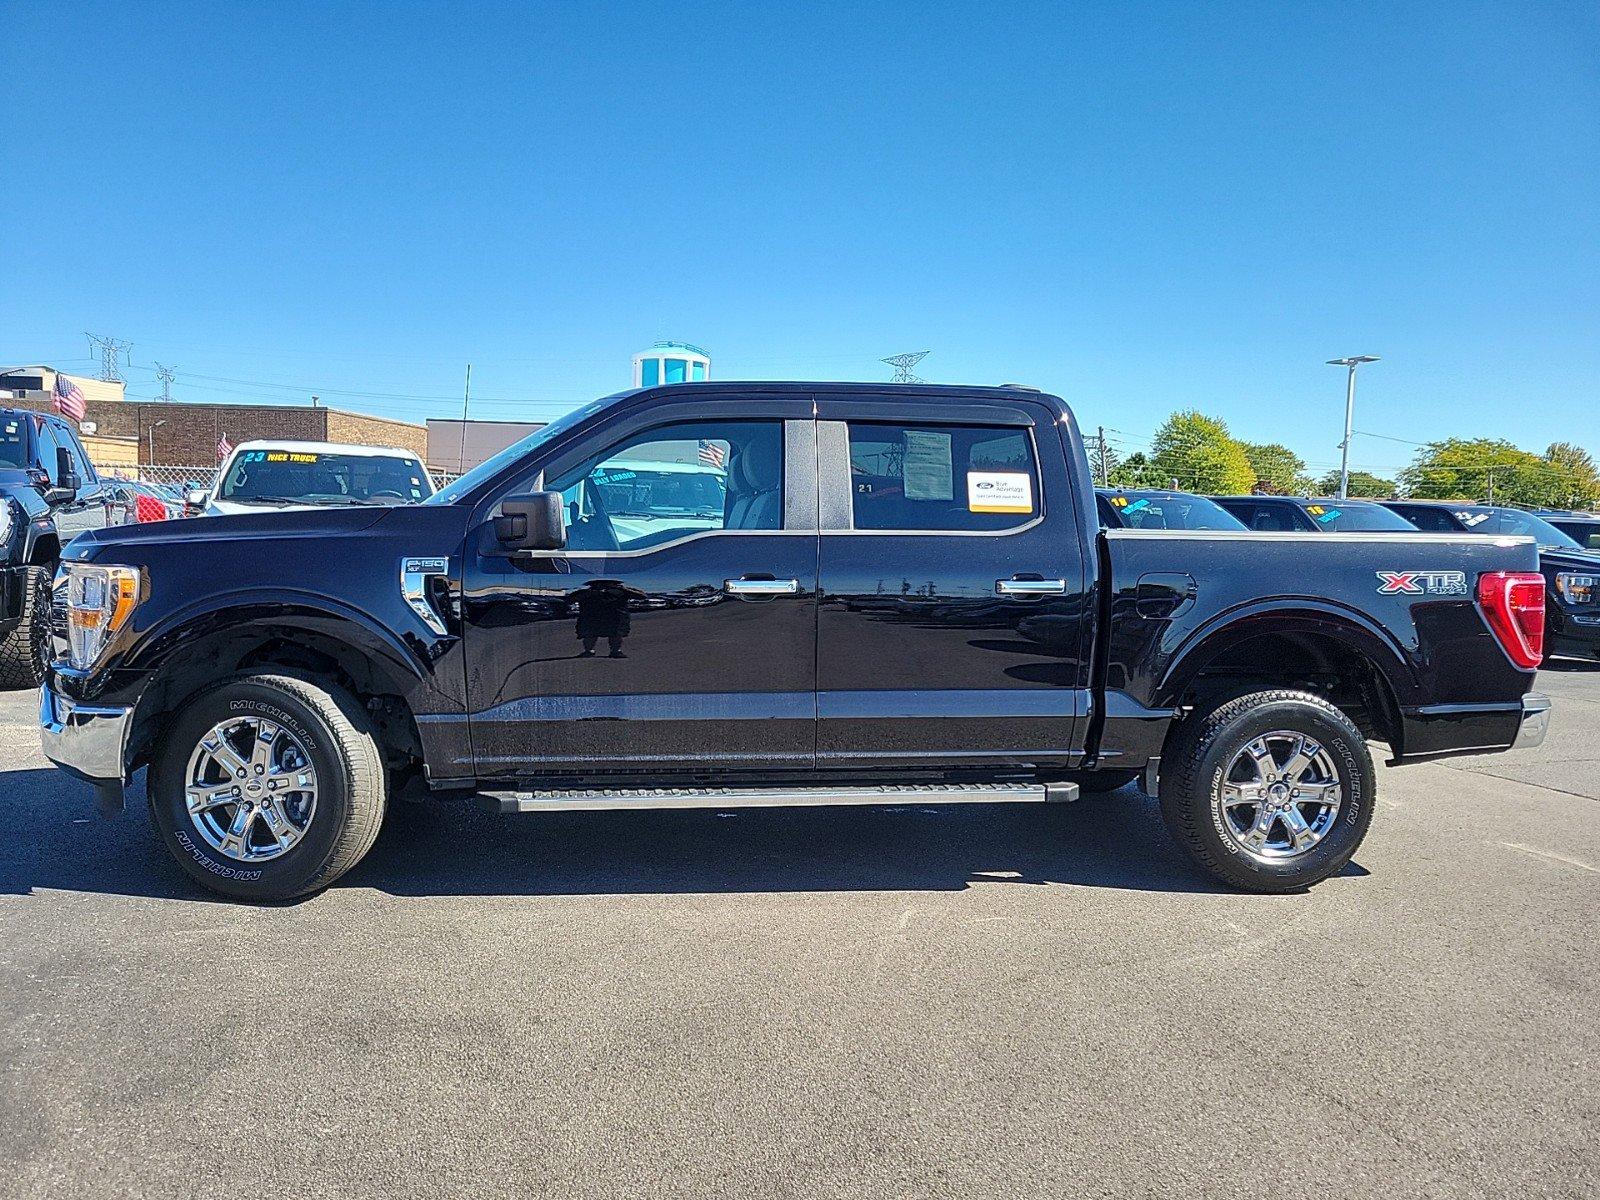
[1217,731,1342,861]
[183,716,318,862]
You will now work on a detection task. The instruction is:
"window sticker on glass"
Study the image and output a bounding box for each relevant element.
[902,430,953,500]
[1454,511,1491,527]
[1125,498,1150,514]
[967,471,1033,514]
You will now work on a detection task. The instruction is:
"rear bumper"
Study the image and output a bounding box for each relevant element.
[39,676,132,809]
[1395,693,1550,762]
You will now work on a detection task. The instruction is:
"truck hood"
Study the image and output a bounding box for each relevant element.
[1540,546,1600,574]
[65,504,391,560]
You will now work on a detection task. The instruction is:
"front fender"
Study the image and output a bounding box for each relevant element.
[123,588,436,691]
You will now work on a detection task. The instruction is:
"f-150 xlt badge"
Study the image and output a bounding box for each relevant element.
[1376,570,1469,596]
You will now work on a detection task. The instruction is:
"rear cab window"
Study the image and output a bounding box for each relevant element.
[845,422,1040,532]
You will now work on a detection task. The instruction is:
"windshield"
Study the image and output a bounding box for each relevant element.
[219,449,434,504]
[427,394,616,505]
[1103,492,1245,531]
[1303,501,1416,532]
[0,415,27,469]
[1450,506,1585,549]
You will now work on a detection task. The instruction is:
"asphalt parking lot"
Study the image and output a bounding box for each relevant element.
[2,669,1597,1200]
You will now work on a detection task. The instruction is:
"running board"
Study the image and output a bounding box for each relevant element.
[475,781,1079,814]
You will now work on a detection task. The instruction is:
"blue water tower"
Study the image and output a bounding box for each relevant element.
[633,341,710,388]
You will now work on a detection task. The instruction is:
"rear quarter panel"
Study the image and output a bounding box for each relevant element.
[1097,530,1541,762]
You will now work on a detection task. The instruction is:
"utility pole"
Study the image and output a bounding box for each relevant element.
[880,350,930,384]
[458,364,472,473]
[1486,468,1494,505]
[86,333,133,382]
[1327,355,1380,499]
[1096,426,1110,486]
[153,363,176,402]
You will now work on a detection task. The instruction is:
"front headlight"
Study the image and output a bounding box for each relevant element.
[63,564,142,670]
[1555,573,1597,605]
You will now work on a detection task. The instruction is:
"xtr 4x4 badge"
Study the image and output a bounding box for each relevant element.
[1376,570,1469,596]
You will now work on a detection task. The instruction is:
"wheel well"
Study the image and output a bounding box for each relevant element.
[127,625,424,779]
[29,533,60,566]
[1170,630,1403,748]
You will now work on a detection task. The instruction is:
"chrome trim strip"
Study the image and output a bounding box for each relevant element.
[1104,529,1536,546]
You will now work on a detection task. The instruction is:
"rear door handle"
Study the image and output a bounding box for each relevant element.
[996,578,1067,596]
[725,577,801,597]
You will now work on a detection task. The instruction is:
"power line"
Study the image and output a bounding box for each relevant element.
[880,350,930,384]
[85,333,133,382]
[153,362,176,402]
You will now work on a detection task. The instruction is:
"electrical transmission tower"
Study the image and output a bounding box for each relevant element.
[880,350,930,383]
[153,363,176,402]
[85,333,133,382]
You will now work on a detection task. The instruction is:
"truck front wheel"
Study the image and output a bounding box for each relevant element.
[149,674,387,901]
[0,565,51,690]
[1158,690,1374,892]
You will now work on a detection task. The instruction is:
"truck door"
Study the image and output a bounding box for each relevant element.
[814,397,1091,772]
[461,398,819,777]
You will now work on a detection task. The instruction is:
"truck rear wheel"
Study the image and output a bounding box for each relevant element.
[149,673,387,902]
[0,565,50,690]
[1158,690,1374,892]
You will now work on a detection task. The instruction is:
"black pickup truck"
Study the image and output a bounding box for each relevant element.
[39,383,1551,901]
[2,407,125,689]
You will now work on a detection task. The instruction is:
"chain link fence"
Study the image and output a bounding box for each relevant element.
[109,464,460,494]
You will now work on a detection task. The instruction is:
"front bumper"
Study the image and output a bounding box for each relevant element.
[39,676,133,809]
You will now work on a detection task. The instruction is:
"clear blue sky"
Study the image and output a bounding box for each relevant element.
[3,0,1596,479]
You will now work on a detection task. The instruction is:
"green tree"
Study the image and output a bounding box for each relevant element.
[1105,451,1170,490]
[1149,411,1255,494]
[1314,470,1396,499]
[1401,438,1585,506]
[1242,442,1312,495]
[1543,442,1600,508]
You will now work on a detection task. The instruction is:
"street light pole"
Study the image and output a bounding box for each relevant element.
[1327,355,1380,499]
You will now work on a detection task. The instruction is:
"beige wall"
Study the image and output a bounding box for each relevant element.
[325,411,429,460]
[82,434,140,472]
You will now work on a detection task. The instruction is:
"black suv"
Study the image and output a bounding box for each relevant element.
[1382,500,1600,662]
[1533,509,1600,551]
[1211,494,1419,533]
[1,407,124,688]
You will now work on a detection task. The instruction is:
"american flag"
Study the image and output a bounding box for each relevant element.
[697,438,726,469]
[216,433,234,463]
[53,373,87,423]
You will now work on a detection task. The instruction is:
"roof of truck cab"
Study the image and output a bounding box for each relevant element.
[610,381,1066,405]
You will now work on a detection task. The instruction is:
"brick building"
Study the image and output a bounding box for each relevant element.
[6,390,427,468]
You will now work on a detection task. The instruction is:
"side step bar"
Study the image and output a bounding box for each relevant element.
[476,781,1079,814]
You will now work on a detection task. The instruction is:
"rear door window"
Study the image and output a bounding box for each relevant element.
[845,422,1040,532]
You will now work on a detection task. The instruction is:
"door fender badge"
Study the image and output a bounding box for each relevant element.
[401,557,451,635]
[1376,570,1468,596]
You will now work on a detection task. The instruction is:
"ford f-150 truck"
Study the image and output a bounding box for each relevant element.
[39,383,1551,901]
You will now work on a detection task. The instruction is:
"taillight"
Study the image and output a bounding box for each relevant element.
[1477,571,1545,669]
[134,494,167,523]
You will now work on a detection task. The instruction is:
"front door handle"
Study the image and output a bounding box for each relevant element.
[725,577,801,597]
[996,577,1067,596]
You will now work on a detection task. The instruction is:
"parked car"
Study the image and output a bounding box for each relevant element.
[1,407,130,689]
[41,382,1548,901]
[108,479,185,524]
[191,440,435,516]
[1532,508,1600,551]
[1211,494,1419,532]
[1381,501,1599,662]
[1097,488,1247,530]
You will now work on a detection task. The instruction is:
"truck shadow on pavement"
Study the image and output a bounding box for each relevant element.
[0,766,1367,902]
